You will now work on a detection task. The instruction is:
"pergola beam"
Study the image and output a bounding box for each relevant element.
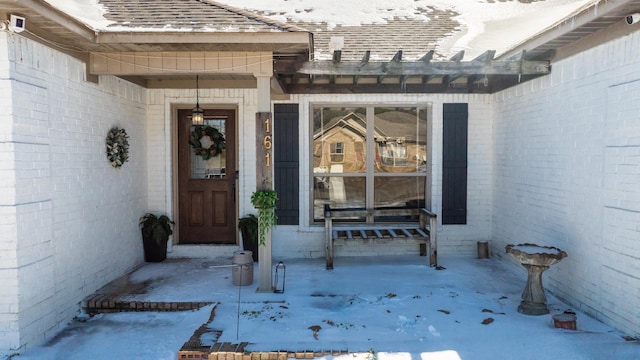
[377,50,403,84]
[419,50,435,63]
[449,50,465,62]
[354,50,371,85]
[285,82,491,94]
[279,49,552,94]
[442,50,465,86]
[299,58,550,77]
[330,50,342,84]
[472,50,496,63]
[464,51,495,86]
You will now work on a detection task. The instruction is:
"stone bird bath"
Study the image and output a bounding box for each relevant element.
[506,243,568,315]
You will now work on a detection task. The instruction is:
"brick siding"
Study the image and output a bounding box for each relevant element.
[492,31,640,337]
[0,33,147,354]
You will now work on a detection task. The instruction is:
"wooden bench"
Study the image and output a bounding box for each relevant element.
[324,205,437,269]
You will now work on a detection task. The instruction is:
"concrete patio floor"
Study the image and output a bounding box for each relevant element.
[14,255,640,360]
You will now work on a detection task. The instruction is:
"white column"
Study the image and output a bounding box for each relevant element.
[256,76,271,112]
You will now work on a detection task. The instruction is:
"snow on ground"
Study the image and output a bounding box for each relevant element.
[14,255,639,360]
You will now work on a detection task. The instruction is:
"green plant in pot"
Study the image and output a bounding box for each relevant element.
[238,214,259,262]
[139,213,174,262]
[250,189,278,246]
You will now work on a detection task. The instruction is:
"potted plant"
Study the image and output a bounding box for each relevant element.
[238,214,259,262]
[250,189,278,246]
[139,213,174,262]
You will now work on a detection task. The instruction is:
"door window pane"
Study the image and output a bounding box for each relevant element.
[190,117,226,179]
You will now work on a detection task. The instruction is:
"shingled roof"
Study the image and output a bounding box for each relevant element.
[99,0,305,32]
[297,7,461,62]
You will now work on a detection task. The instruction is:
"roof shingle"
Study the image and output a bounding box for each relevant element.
[100,0,306,32]
[297,6,462,61]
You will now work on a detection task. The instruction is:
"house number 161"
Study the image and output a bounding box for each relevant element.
[263,118,272,167]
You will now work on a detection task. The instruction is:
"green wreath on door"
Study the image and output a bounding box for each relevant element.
[189,125,226,160]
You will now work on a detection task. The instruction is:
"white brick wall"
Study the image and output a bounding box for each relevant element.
[0,32,20,356]
[0,34,147,355]
[492,31,640,337]
[147,91,494,260]
[439,97,494,255]
[269,93,494,258]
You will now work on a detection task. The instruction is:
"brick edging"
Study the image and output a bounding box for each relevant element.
[178,350,350,360]
[83,296,213,314]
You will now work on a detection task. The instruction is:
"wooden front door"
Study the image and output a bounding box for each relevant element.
[178,109,236,244]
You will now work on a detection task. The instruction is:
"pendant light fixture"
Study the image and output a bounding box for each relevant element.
[192,75,204,125]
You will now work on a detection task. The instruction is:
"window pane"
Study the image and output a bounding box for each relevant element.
[313,107,367,174]
[311,105,431,224]
[373,107,427,173]
[374,176,425,209]
[313,176,365,220]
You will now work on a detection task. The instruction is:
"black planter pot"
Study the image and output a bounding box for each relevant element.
[238,215,259,262]
[241,228,259,262]
[142,231,167,262]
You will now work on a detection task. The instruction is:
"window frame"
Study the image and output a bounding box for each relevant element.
[309,103,432,224]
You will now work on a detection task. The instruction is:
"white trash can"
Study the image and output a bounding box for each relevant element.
[232,251,254,286]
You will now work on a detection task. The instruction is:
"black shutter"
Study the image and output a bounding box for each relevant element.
[442,103,468,225]
[274,104,299,225]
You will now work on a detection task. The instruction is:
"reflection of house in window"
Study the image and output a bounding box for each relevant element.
[330,142,344,163]
[312,106,429,220]
[379,138,407,167]
[354,142,365,169]
[312,111,368,173]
